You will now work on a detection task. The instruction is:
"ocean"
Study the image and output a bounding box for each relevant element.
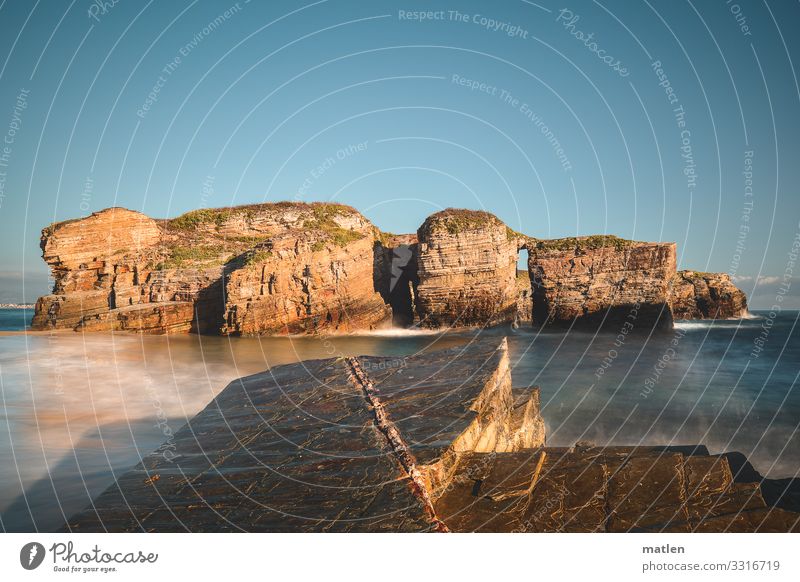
[0,308,798,531]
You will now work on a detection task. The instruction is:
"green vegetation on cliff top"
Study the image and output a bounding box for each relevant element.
[155,243,230,270]
[423,208,519,242]
[167,201,360,231]
[302,204,366,248]
[530,234,635,252]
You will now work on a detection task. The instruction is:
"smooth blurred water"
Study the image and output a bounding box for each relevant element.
[0,308,32,331]
[0,310,798,531]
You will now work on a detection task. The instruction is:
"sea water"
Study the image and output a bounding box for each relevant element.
[0,308,797,531]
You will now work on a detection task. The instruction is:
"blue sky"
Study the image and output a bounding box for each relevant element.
[0,0,798,307]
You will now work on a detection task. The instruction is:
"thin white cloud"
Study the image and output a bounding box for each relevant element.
[757,276,782,285]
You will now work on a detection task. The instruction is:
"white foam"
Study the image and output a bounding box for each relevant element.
[673,318,760,330]
[349,327,443,337]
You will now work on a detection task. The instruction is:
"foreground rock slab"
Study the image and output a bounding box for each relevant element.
[63,338,797,533]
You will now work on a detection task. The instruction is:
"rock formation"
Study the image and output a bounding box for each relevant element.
[221,221,390,335]
[32,204,749,335]
[62,338,798,532]
[32,203,391,335]
[514,269,532,325]
[525,236,677,330]
[669,270,749,319]
[415,209,519,328]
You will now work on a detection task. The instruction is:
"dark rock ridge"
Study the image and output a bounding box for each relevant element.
[31,203,748,334]
[62,338,798,532]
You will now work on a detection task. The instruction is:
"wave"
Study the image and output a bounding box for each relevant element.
[349,327,444,337]
[673,318,761,330]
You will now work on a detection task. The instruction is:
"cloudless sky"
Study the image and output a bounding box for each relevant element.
[0,0,798,306]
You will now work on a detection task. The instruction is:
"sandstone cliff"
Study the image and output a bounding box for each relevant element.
[32,203,391,334]
[669,270,749,319]
[32,204,749,334]
[220,209,390,335]
[415,209,519,328]
[525,236,676,330]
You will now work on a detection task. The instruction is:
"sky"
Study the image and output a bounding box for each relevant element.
[0,0,798,307]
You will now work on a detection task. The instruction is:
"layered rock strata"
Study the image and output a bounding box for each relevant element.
[514,269,532,325]
[62,338,797,532]
[32,203,392,335]
[32,205,749,335]
[220,220,390,335]
[415,210,519,328]
[526,236,677,330]
[669,270,749,319]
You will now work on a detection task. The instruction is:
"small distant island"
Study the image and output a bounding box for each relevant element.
[29,203,748,335]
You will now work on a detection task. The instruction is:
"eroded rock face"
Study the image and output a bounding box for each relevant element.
[415,210,519,328]
[32,203,388,335]
[221,230,391,335]
[526,236,677,330]
[31,204,748,335]
[670,270,748,319]
[514,269,532,325]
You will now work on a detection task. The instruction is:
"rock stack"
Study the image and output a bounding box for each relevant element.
[415,209,519,328]
[31,203,749,335]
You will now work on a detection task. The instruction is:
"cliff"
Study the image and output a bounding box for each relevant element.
[32,204,749,334]
[415,209,519,328]
[63,338,797,532]
[32,203,391,334]
[670,270,749,319]
[526,236,677,330]
[221,212,390,335]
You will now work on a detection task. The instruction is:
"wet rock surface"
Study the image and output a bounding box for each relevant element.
[435,446,799,532]
[63,338,796,533]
